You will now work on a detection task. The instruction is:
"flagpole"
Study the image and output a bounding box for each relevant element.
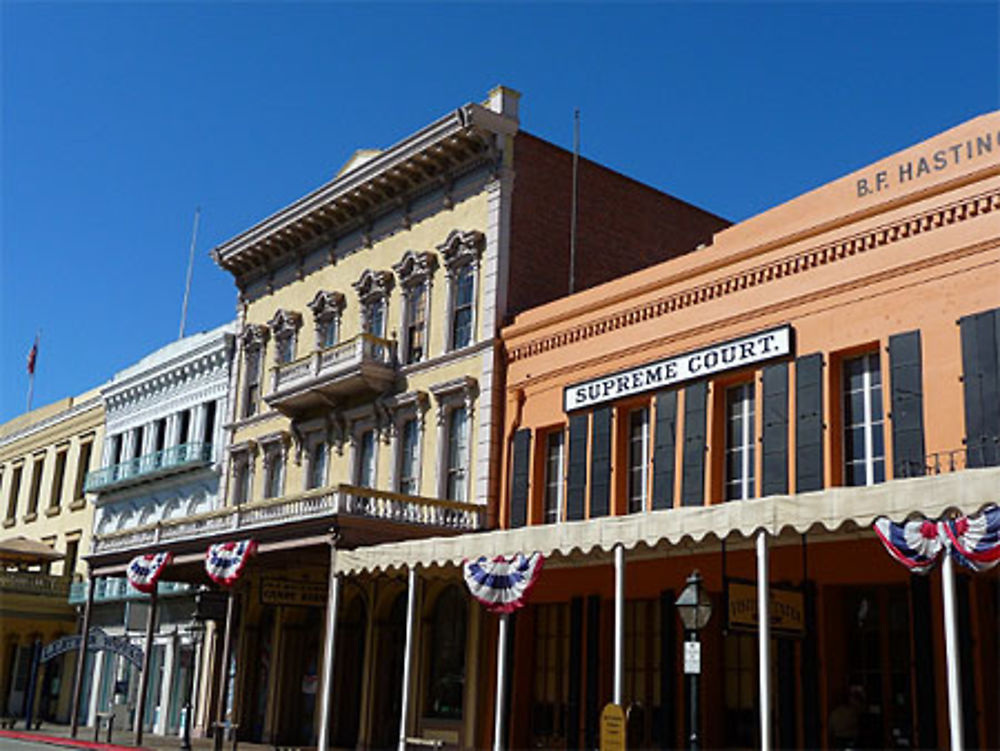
[179,208,201,340]
[26,330,40,412]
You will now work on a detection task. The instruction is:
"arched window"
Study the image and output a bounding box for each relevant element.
[425,585,467,719]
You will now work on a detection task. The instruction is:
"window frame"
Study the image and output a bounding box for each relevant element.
[724,381,757,502]
[543,429,566,524]
[438,230,484,353]
[842,351,886,487]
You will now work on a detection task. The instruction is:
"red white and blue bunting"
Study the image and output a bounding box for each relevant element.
[126,552,172,594]
[874,504,1000,573]
[205,539,257,587]
[463,552,544,613]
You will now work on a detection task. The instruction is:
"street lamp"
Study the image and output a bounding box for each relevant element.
[180,619,205,751]
[675,570,712,751]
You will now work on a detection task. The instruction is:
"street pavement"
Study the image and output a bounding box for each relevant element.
[0,725,276,751]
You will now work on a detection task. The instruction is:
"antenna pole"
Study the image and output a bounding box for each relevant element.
[569,108,580,294]
[179,207,201,340]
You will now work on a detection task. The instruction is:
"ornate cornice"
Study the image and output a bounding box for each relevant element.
[307,290,347,321]
[393,250,438,288]
[508,187,1000,363]
[438,229,485,273]
[267,309,303,339]
[353,269,394,302]
[240,323,270,350]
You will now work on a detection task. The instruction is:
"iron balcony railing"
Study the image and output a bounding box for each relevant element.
[894,438,1000,478]
[0,570,72,598]
[91,483,484,554]
[85,442,214,493]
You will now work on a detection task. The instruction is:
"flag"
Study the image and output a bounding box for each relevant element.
[27,335,38,375]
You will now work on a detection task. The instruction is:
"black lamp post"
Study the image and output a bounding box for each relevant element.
[675,570,712,751]
[180,620,205,751]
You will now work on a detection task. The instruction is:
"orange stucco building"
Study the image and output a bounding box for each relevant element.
[339,111,1000,751]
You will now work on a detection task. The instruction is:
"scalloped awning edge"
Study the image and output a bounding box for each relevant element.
[335,467,1000,575]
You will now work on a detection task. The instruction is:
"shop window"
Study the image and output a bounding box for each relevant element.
[445,407,468,502]
[842,353,885,486]
[544,430,565,524]
[397,418,420,495]
[624,599,662,747]
[725,382,757,501]
[425,586,467,719]
[723,633,758,748]
[356,429,377,488]
[308,440,328,490]
[627,407,650,513]
[532,603,571,742]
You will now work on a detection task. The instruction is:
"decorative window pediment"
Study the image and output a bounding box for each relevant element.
[352,269,394,303]
[307,290,346,322]
[267,309,303,338]
[240,323,269,351]
[438,230,485,274]
[393,251,438,288]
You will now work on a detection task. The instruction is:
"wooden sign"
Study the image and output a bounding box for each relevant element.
[600,703,626,751]
[260,577,327,607]
[727,581,805,636]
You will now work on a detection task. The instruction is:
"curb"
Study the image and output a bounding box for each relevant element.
[0,729,151,751]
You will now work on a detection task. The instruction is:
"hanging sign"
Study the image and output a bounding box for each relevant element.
[260,577,327,607]
[205,539,257,587]
[873,504,1000,573]
[40,627,143,668]
[599,703,626,751]
[463,552,544,613]
[564,325,792,412]
[726,581,805,636]
[126,551,173,594]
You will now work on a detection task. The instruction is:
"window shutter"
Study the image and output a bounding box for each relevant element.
[888,331,926,478]
[509,429,531,528]
[585,595,601,750]
[566,414,589,521]
[960,308,1000,468]
[761,363,789,496]
[681,381,707,506]
[568,597,583,750]
[589,407,612,518]
[911,575,938,749]
[795,354,824,492]
[652,390,678,510]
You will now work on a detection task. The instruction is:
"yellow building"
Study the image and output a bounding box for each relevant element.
[83,85,727,749]
[0,389,104,725]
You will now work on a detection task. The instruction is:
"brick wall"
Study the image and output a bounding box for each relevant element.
[507,132,730,319]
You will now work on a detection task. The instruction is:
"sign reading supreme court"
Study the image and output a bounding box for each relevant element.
[564,325,792,412]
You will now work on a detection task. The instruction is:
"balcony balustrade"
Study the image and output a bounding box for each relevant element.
[91,483,484,554]
[85,442,213,493]
[266,333,397,414]
[68,577,191,604]
[0,570,72,598]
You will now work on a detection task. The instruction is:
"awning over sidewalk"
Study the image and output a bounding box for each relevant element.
[336,467,1000,575]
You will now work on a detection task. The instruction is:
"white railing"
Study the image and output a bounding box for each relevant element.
[91,483,483,553]
[271,333,396,395]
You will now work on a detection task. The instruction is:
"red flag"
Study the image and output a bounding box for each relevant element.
[27,336,38,375]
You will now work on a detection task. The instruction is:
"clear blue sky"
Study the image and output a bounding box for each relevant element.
[2,2,997,423]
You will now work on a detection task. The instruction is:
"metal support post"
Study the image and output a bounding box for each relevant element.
[135,588,158,747]
[69,573,95,738]
[756,530,771,751]
[397,568,417,751]
[317,543,342,751]
[941,552,965,751]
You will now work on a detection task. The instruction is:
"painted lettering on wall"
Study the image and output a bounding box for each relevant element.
[563,325,793,412]
[857,128,998,198]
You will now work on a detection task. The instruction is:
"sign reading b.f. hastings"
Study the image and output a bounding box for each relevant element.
[564,325,793,412]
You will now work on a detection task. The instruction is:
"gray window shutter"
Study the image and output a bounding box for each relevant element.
[652,390,678,510]
[959,308,1000,467]
[681,381,707,506]
[795,354,824,492]
[589,407,612,518]
[888,331,926,478]
[509,428,531,528]
[566,413,588,521]
[761,362,789,496]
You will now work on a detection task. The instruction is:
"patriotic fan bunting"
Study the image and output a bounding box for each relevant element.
[942,504,1000,572]
[874,504,1000,574]
[205,540,257,587]
[873,517,943,573]
[126,552,172,594]
[463,552,544,613]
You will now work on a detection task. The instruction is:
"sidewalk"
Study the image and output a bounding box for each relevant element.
[0,723,275,751]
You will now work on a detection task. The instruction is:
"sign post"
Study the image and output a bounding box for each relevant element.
[600,703,626,751]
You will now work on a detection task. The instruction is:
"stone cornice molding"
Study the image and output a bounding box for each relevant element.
[0,395,104,450]
[106,381,230,434]
[393,250,438,288]
[508,187,1000,363]
[211,98,518,280]
[438,229,485,274]
[353,269,394,303]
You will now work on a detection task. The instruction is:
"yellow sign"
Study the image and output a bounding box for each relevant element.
[600,703,626,751]
[260,577,328,608]
[727,582,805,636]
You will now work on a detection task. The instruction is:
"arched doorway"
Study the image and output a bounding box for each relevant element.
[370,592,407,750]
